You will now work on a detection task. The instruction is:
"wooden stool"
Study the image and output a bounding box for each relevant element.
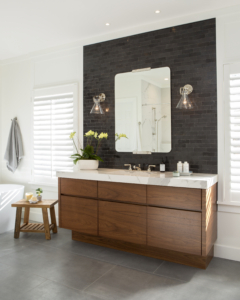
[11,199,58,240]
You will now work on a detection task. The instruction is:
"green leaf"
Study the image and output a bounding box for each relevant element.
[94,155,104,162]
[70,153,81,158]
[84,145,94,154]
[73,158,80,165]
[36,188,43,194]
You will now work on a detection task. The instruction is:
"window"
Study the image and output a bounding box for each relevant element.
[32,84,78,185]
[224,63,240,203]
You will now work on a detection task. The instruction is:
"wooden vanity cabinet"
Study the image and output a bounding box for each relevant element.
[99,201,146,244]
[147,207,201,255]
[58,178,217,269]
[98,181,146,204]
[60,195,98,235]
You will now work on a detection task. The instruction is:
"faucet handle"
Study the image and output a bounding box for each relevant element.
[124,164,132,171]
[147,165,156,172]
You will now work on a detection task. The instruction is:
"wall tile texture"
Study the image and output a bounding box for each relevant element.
[83,19,217,173]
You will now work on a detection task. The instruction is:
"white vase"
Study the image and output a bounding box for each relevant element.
[37,195,42,201]
[78,160,99,170]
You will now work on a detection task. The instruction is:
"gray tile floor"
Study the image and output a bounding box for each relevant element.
[0,225,239,300]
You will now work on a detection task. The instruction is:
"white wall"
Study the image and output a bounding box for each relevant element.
[0,65,2,183]
[0,48,83,222]
[1,4,240,260]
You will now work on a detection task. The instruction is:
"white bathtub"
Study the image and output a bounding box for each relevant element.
[0,184,24,234]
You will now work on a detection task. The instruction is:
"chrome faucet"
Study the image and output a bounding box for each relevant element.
[133,164,141,171]
[147,165,156,172]
[124,164,132,171]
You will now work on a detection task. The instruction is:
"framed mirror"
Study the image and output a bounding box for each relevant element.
[115,67,171,153]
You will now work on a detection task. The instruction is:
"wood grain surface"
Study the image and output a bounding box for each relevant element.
[99,201,146,244]
[147,207,202,255]
[61,178,97,198]
[72,231,213,269]
[202,183,217,256]
[61,196,98,235]
[12,199,58,208]
[98,181,146,204]
[147,185,202,211]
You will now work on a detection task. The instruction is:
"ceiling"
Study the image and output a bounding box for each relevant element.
[0,0,239,60]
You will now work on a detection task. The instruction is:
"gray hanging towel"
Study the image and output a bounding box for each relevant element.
[4,118,24,173]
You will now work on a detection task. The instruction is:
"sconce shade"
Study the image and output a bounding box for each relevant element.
[90,94,105,114]
[176,84,196,109]
[90,101,104,114]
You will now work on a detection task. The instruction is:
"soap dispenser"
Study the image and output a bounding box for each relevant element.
[183,161,189,173]
[160,158,165,172]
[177,161,183,173]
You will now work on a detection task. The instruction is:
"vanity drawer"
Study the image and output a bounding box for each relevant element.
[98,181,146,204]
[99,201,146,244]
[147,207,201,255]
[60,196,98,235]
[147,186,201,211]
[60,178,97,198]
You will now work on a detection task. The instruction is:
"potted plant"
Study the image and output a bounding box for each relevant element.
[69,130,108,170]
[36,188,43,201]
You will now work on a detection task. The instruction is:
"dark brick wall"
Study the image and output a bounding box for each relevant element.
[83,19,217,174]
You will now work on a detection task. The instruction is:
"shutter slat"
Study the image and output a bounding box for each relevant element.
[230,75,240,192]
[33,88,75,180]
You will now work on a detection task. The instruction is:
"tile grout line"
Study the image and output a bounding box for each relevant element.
[32,239,179,279]
[82,264,118,292]
[153,260,165,274]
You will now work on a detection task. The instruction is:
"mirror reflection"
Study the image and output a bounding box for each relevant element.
[115,67,171,153]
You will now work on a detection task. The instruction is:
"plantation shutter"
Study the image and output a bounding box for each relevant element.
[224,63,240,203]
[33,84,78,184]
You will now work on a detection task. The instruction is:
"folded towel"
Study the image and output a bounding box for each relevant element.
[4,118,24,173]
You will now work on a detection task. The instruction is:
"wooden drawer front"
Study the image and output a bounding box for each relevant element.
[147,207,201,255]
[99,201,146,244]
[60,196,98,235]
[147,186,201,211]
[61,178,97,198]
[98,181,146,204]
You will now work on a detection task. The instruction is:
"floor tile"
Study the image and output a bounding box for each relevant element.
[84,265,183,300]
[0,268,47,300]
[167,276,240,300]
[1,227,240,300]
[118,251,164,273]
[0,232,35,258]
[56,239,129,264]
[195,257,240,287]
[154,261,200,282]
[23,280,85,300]
[44,255,115,291]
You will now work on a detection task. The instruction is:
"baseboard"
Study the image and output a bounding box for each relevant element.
[214,244,240,262]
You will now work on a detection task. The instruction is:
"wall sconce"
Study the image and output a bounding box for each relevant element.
[176,84,196,109]
[90,93,106,114]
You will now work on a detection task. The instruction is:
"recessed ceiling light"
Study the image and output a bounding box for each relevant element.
[106,23,110,26]
[155,10,160,14]
[164,78,169,80]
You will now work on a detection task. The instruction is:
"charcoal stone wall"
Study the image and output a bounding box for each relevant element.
[83,19,217,173]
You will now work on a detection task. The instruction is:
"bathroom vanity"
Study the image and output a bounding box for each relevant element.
[57,169,217,269]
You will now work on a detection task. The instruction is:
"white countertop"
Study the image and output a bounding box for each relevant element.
[56,168,218,189]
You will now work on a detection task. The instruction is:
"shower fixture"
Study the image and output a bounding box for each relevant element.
[156,115,167,152]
